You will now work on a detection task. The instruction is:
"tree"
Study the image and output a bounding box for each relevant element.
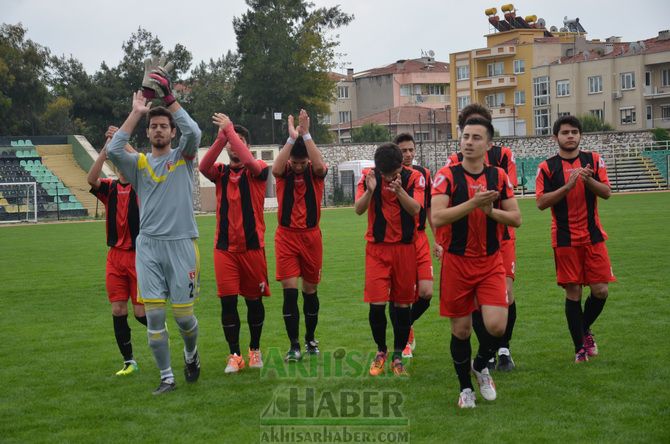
[578,113,614,133]
[351,123,390,143]
[0,23,51,135]
[233,0,353,144]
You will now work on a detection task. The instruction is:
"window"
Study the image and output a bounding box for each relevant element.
[620,72,636,90]
[261,150,274,161]
[338,111,351,124]
[663,69,670,87]
[414,131,431,142]
[534,108,550,135]
[514,90,526,105]
[557,112,571,117]
[556,80,571,97]
[456,65,470,80]
[661,105,670,120]
[400,84,411,96]
[487,62,504,77]
[427,84,445,95]
[337,86,349,99]
[513,59,525,74]
[620,107,636,125]
[485,92,505,108]
[321,114,331,125]
[590,109,603,121]
[457,95,470,110]
[533,76,550,106]
[588,76,603,94]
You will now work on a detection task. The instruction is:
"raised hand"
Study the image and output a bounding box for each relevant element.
[212,113,232,132]
[365,172,377,192]
[298,109,310,136]
[388,174,403,194]
[131,90,151,115]
[287,115,299,140]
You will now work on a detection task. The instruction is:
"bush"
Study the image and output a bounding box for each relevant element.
[651,127,670,142]
[578,114,614,133]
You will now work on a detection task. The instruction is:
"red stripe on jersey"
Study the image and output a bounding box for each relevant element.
[411,165,432,231]
[356,166,425,244]
[535,150,610,247]
[432,164,514,257]
[276,163,326,230]
[212,161,269,252]
[91,178,139,250]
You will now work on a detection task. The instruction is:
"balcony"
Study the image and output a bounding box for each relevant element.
[490,106,517,119]
[474,75,517,91]
[644,86,670,99]
[472,45,516,60]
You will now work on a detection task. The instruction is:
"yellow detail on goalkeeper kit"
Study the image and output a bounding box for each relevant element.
[137,154,186,183]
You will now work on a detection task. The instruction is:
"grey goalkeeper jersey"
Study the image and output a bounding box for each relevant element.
[107,108,202,240]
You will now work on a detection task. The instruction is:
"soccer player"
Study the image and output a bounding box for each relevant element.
[88,125,146,376]
[391,133,437,358]
[355,143,425,376]
[272,110,327,362]
[432,117,521,408]
[107,68,202,395]
[445,104,519,371]
[536,115,615,363]
[199,112,270,374]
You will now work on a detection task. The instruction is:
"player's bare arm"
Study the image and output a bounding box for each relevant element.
[389,175,420,216]
[299,109,327,177]
[214,112,264,176]
[354,172,375,215]
[272,114,299,177]
[536,168,582,210]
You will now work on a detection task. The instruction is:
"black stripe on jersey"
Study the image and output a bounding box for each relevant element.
[485,166,501,255]
[580,152,604,244]
[280,173,295,227]
[239,173,261,249]
[107,180,119,248]
[399,168,416,244]
[411,165,428,231]
[304,167,318,228]
[371,169,387,243]
[448,165,469,255]
[457,152,464,163]
[216,166,230,250]
[127,186,140,249]
[546,156,571,247]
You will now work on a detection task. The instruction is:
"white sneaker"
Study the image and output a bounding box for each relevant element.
[458,388,476,408]
[472,364,497,401]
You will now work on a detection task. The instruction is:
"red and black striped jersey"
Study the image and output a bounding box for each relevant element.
[410,165,432,231]
[445,145,518,240]
[276,163,327,230]
[90,178,139,250]
[432,164,514,257]
[535,150,610,247]
[356,166,425,244]
[211,161,270,252]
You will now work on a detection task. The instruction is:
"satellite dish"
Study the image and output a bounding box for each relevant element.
[550,25,558,32]
[537,18,546,28]
[428,50,435,57]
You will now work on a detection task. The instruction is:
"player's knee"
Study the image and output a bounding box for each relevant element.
[592,289,608,299]
[144,302,166,330]
[418,290,432,300]
[111,303,128,317]
[487,323,506,337]
[173,305,197,333]
[451,324,471,339]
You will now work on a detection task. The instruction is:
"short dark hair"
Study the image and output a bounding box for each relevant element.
[458,104,492,129]
[290,137,308,159]
[374,143,403,174]
[463,117,494,141]
[234,124,250,144]
[552,115,582,136]
[147,106,176,129]
[393,133,415,145]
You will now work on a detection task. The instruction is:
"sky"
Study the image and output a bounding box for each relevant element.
[3,0,668,75]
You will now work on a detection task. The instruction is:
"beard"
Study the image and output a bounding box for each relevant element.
[558,141,579,152]
[151,136,171,150]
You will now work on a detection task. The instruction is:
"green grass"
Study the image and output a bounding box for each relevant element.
[1,192,669,443]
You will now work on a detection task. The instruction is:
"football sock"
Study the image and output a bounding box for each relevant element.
[473,324,500,372]
[565,299,585,352]
[451,335,473,391]
[303,291,319,343]
[410,297,431,324]
[113,314,133,362]
[583,294,607,333]
[246,298,265,350]
[160,368,174,384]
[145,302,171,372]
[282,288,300,346]
[369,304,387,353]
[173,305,198,358]
[392,305,411,361]
[388,303,397,325]
[221,296,241,355]
[135,315,148,326]
[500,301,517,349]
[471,309,486,347]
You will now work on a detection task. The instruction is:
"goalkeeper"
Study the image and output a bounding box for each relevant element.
[107,56,203,395]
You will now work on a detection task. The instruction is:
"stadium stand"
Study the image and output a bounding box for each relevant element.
[641,149,670,186]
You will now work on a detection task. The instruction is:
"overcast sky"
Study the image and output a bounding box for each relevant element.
[4,0,667,75]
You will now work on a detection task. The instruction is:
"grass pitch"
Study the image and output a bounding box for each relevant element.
[0,192,669,443]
